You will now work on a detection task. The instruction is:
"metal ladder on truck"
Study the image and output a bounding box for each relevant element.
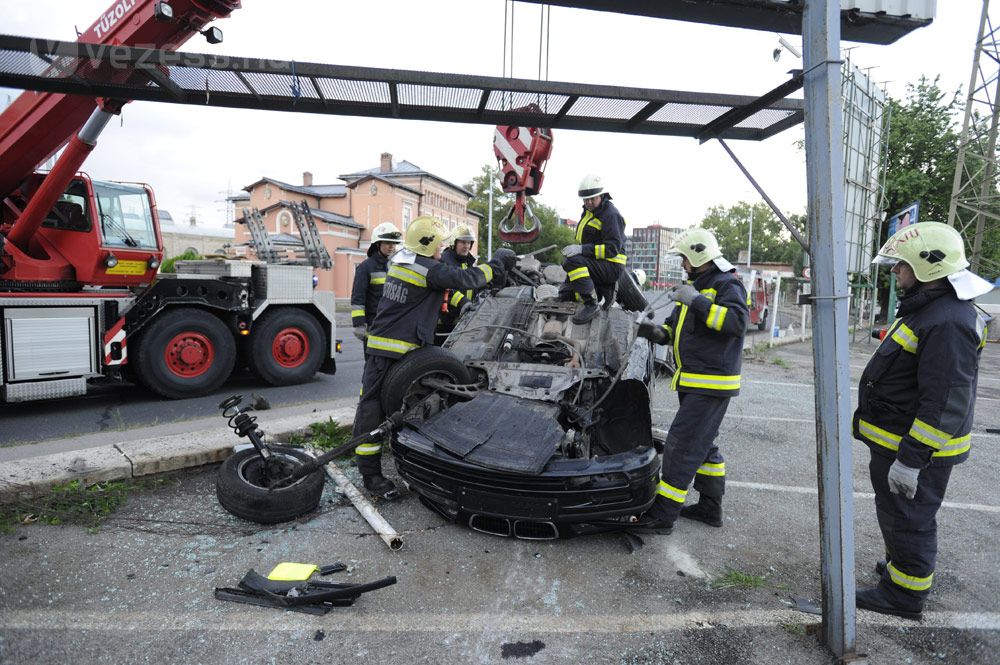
[240,201,332,269]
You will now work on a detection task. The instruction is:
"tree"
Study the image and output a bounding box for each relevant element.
[700,201,806,274]
[464,164,574,263]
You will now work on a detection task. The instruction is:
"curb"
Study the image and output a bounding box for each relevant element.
[0,405,356,501]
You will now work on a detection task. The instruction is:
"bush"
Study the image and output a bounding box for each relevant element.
[159,249,201,273]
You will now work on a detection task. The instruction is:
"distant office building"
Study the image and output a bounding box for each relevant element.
[630,224,685,286]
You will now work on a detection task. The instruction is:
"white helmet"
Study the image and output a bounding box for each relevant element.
[368,222,402,256]
[631,268,647,287]
[578,174,605,199]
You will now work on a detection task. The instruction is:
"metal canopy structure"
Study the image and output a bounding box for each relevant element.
[0,35,802,141]
[519,0,931,45]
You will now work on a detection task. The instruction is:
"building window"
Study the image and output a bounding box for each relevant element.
[402,204,412,229]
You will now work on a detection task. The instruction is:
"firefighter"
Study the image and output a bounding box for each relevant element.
[350,222,403,349]
[633,227,748,533]
[559,174,627,324]
[437,224,478,340]
[854,222,991,620]
[352,215,516,498]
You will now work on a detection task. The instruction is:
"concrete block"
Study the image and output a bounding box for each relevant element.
[116,432,233,477]
[0,446,131,500]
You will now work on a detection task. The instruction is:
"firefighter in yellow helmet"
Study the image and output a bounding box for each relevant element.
[632,227,748,534]
[854,222,992,620]
[350,222,402,350]
[437,224,480,341]
[350,216,516,498]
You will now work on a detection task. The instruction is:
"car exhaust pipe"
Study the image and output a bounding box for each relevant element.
[468,514,511,537]
[513,520,559,540]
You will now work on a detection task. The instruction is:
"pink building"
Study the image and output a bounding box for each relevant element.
[234,153,481,298]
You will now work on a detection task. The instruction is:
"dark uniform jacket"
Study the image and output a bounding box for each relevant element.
[853,286,988,468]
[574,197,628,266]
[350,254,388,328]
[662,264,748,396]
[366,253,503,359]
[440,247,477,317]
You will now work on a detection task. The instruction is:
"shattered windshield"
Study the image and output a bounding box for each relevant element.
[93,181,158,250]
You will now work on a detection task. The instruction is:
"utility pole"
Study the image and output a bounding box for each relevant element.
[948,0,1000,275]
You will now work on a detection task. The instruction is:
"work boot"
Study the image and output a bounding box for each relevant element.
[572,292,600,324]
[362,474,400,500]
[875,559,889,577]
[626,513,674,535]
[679,495,723,528]
[856,586,923,621]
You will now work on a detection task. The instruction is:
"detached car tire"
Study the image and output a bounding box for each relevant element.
[216,446,325,524]
[616,270,648,312]
[381,346,474,415]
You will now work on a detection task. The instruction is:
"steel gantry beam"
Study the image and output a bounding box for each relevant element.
[0,35,802,141]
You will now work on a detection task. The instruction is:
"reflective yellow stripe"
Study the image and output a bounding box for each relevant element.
[891,323,919,353]
[366,335,420,355]
[656,480,687,503]
[859,419,970,458]
[450,291,465,307]
[369,271,387,285]
[696,462,725,477]
[476,264,493,281]
[351,309,366,318]
[388,265,427,287]
[908,418,953,449]
[887,562,933,592]
[670,303,689,391]
[858,419,901,452]
[355,443,382,456]
[607,253,628,265]
[700,288,717,301]
[677,372,740,391]
[575,211,602,243]
[706,304,728,331]
[595,244,605,259]
[567,266,590,281]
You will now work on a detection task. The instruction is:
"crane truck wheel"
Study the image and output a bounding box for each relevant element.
[134,308,237,399]
[248,308,326,386]
[216,446,325,524]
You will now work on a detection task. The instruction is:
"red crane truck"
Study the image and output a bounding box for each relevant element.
[0,0,338,402]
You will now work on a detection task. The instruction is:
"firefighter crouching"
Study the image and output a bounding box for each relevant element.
[350,222,403,350]
[351,215,516,498]
[633,227,748,534]
[559,174,627,324]
[854,222,992,620]
[437,224,479,341]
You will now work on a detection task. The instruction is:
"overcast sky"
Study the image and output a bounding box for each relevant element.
[1,1,984,229]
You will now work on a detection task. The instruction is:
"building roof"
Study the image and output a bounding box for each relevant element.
[344,173,422,196]
[339,159,473,197]
[226,192,251,202]
[242,177,347,199]
[159,223,235,239]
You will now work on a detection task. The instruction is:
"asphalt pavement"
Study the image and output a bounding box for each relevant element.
[1,336,998,664]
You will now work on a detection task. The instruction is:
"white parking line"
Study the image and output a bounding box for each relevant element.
[1,609,998,632]
[727,481,1000,514]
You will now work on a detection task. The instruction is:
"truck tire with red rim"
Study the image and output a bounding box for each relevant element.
[134,308,237,399]
[248,307,325,386]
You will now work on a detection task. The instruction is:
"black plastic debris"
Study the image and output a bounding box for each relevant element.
[214,568,397,615]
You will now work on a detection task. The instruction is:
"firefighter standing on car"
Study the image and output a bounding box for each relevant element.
[559,174,627,324]
[634,227,748,533]
[350,222,403,351]
[854,222,991,620]
[351,216,516,498]
[437,224,479,341]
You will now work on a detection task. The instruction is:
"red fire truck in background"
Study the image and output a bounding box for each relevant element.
[0,0,338,403]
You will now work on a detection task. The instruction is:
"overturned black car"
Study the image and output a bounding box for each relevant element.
[383,263,665,539]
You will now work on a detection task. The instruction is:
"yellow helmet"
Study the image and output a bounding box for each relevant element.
[404,215,449,257]
[874,222,969,282]
[451,224,476,245]
[668,227,723,268]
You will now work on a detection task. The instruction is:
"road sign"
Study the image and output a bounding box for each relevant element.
[888,201,919,235]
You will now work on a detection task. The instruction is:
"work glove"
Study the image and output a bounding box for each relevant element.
[353,326,367,342]
[561,244,582,258]
[887,459,920,500]
[669,284,700,307]
[637,319,668,345]
[458,300,472,318]
[492,248,517,272]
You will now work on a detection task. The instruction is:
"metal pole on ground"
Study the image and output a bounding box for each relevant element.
[802,0,858,658]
